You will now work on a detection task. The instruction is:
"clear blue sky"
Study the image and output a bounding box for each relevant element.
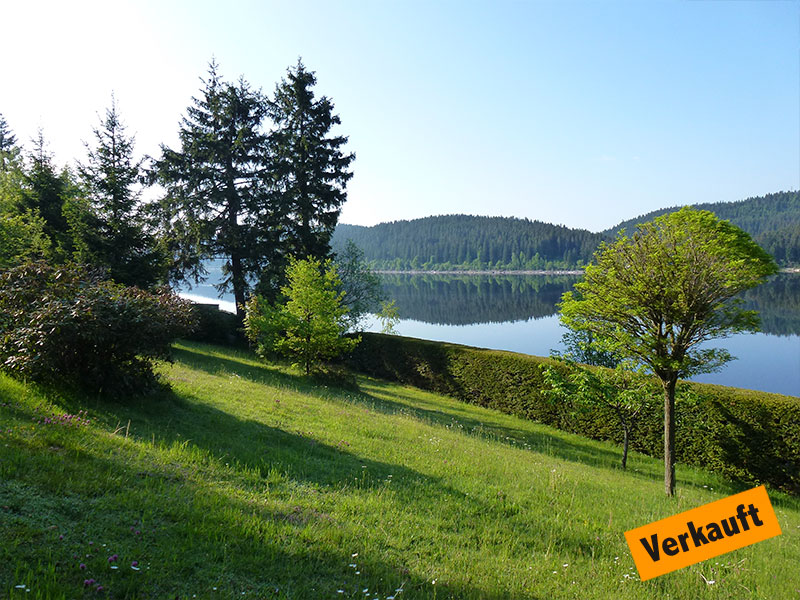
[3,0,798,232]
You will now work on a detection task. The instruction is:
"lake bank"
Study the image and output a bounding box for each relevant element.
[375,267,800,276]
[180,269,800,396]
[375,268,585,275]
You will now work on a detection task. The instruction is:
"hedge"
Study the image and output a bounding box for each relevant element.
[347,332,800,494]
[187,303,247,347]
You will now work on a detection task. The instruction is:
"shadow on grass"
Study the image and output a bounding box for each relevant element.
[169,344,631,471]
[1,413,536,600]
[163,344,766,500]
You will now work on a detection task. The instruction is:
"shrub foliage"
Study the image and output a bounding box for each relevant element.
[0,261,195,392]
[348,332,800,494]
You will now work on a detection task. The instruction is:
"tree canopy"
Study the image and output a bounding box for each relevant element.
[153,59,355,314]
[76,97,163,288]
[559,207,778,495]
[0,113,19,172]
[153,62,272,316]
[262,60,355,292]
[244,257,359,374]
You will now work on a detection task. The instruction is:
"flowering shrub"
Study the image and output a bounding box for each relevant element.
[0,261,196,393]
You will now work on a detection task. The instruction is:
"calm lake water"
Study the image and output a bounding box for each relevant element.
[181,268,800,397]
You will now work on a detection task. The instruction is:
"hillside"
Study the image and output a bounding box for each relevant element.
[333,191,800,269]
[604,191,800,265]
[1,342,799,599]
[332,215,605,270]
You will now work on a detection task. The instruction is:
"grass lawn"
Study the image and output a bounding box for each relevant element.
[1,341,798,599]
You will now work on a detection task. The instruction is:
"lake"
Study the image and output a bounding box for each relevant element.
[180,267,800,397]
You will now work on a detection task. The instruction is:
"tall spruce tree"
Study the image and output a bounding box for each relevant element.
[0,113,19,172]
[76,98,162,287]
[21,131,74,255]
[154,62,273,318]
[266,59,355,272]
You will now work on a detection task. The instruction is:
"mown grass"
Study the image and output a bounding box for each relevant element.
[1,341,798,599]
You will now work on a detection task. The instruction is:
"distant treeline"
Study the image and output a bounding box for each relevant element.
[605,190,800,266]
[333,215,604,270]
[332,191,800,269]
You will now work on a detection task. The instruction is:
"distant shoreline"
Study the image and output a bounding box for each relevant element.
[374,269,585,276]
[375,268,800,276]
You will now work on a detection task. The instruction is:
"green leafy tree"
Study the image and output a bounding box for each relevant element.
[552,327,620,368]
[245,257,359,375]
[559,207,778,496]
[266,59,355,274]
[76,98,163,287]
[377,299,400,335]
[0,212,51,268]
[543,363,658,470]
[153,61,274,318]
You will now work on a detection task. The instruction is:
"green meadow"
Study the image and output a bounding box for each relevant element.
[1,341,798,599]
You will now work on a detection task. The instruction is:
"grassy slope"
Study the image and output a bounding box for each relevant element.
[1,342,798,600]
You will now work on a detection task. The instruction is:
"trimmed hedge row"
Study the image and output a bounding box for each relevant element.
[347,332,800,494]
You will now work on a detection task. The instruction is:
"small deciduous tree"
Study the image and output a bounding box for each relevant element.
[542,363,658,470]
[552,327,620,369]
[559,207,778,496]
[0,212,51,268]
[245,257,359,374]
[377,299,400,335]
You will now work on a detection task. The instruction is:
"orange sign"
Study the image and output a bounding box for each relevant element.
[624,485,782,581]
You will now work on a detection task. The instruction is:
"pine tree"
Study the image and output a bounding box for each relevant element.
[0,113,19,172]
[154,62,273,318]
[21,131,73,255]
[266,59,355,268]
[77,97,162,287]
[244,257,359,375]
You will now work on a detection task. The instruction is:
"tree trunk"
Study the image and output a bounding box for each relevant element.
[231,250,246,321]
[662,375,678,496]
[225,156,246,322]
[622,426,629,470]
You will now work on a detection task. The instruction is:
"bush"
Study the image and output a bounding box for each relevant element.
[347,333,800,494]
[0,261,196,393]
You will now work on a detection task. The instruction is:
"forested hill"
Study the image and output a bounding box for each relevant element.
[332,191,800,270]
[604,191,800,265]
[331,215,605,270]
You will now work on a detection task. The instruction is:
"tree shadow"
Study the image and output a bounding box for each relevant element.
[167,344,668,486]
[3,414,541,600]
[350,378,669,482]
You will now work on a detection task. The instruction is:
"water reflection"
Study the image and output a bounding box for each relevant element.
[379,274,580,326]
[380,273,800,337]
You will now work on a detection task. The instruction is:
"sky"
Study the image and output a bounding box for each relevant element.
[2,0,798,232]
